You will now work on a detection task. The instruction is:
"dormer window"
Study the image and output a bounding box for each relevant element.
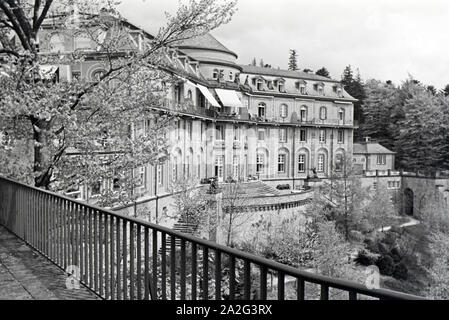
[314,82,325,95]
[333,85,343,97]
[256,79,264,91]
[296,80,307,95]
[278,81,285,92]
[213,69,219,80]
[267,81,274,90]
[229,71,233,81]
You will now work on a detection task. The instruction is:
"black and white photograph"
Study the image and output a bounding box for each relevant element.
[0,0,448,308]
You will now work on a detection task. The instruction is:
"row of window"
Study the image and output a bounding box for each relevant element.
[257,103,345,122]
[214,125,346,144]
[213,69,233,81]
[253,78,344,97]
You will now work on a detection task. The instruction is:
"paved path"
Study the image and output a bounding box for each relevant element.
[377,217,421,232]
[0,226,99,300]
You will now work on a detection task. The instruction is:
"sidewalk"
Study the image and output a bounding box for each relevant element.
[0,226,99,300]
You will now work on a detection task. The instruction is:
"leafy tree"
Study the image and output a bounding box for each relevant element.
[288,49,298,71]
[321,154,370,241]
[315,67,330,78]
[220,180,251,246]
[0,0,237,208]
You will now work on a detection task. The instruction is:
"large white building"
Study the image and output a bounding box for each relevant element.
[36,13,359,211]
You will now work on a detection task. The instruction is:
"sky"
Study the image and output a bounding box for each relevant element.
[118,0,449,89]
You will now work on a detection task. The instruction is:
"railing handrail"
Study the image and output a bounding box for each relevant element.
[0,175,425,300]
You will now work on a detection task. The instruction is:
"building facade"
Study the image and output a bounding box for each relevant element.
[353,138,396,172]
[35,13,357,208]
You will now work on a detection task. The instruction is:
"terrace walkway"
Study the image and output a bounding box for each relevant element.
[0,226,98,300]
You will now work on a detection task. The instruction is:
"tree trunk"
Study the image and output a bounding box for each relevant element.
[33,119,52,189]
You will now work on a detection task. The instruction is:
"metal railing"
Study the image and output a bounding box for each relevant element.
[0,176,424,300]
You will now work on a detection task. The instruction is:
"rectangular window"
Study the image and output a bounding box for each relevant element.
[300,129,307,142]
[279,128,287,143]
[300,109,307,122]
[298,154,306,173]
[188,121,193,140]
[278,154,286,173]
[335,154,343,172]
[280,105,288,118]
[318,154,325,173]
[377,155,387,165]
[136,166,146,187]
[258,129,266,141]
[300,85,306,95]
[319,129,326,143]
[338,130,344,143]
[91,181,101,196]
[233,156,240,178]
[256,154,265,173]
[157,165,163,185]
[216,124,224,140]
[234,125,240,141]
[215,156,224,178]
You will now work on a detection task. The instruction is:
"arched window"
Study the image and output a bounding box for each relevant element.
[187,89,193,100]
[280,104,288,118]
[91,69,106,82]
[212,69,219,79]
[320,106,327,120]
[49,33,65,53]
[229,71,233,81]
[74,32,91,50]
[258,103,266,118]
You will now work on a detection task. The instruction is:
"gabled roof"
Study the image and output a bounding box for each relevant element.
[353,143,396,155]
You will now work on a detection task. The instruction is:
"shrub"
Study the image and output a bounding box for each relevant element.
[355,250,379,266]
[393,263,408,280]
[376,255,395,276]
[276,184,291,190]
[390,247,402,263]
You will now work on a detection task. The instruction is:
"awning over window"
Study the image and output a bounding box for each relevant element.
[215,89,244,108]
[39,65,59,79]
[196,84,220,108]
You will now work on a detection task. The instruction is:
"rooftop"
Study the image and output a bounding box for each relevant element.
[175,33,238,58]
[240,65,340,83]
[353,142,396,155]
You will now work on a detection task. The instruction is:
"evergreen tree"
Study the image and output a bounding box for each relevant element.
[259,58,265,68]
[341,66,366,141]
[360,80,398,150]
[251,57,257,66]
[315,67,330,78]
[288,49,298,71]
[396,80,441,171]
[443,84,449,97]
